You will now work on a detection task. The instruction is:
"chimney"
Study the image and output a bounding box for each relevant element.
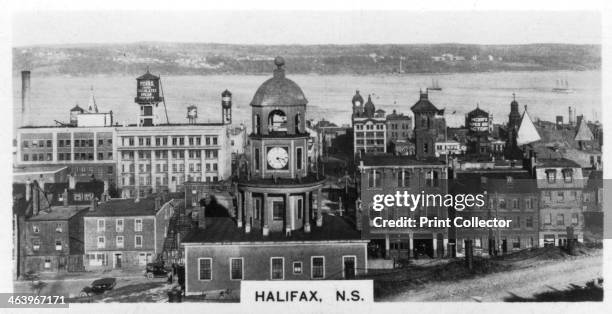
[25,179,31,202]
[155,196,161,211]
[568,107,574,126]
[89,197,98,211]
[63,189,68,206]
[577,115,584,127]
[32,181,39,216]
[21,71,31,127]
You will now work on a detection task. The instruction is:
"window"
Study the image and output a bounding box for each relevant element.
[32,238,40,251]
[230,258,243,280]
[97,236,105,248]
[32,225,39,233]
[562,169,573,183]
[512,199,519,209]
[368,170,381,188]
[55,240,62,251]
[544,213,552,225]
[199,258,212,280]
[296,148,303,170]
[572,213,579,225]
[526,216,534,228]
[135,219,143,232]
[498,199,506,209]
[97,219,105,232]
[270,257,284,280]
[546,170,556,183]
[525,198,532,209]
[293,261,303,274]
[273,201,284,221]
[116,236,124,248]
[556,214,565,226]
[311,256,325,279]
[44,259,51,269]
[55,223,63,233]
[297,198,303,219]
[397,170,410,187]
[135,235,143,248]
[116,219,124,232]
[254,149,260,170]
[512,237,521,249]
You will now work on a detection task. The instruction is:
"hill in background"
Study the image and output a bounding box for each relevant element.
[13,42,601,76]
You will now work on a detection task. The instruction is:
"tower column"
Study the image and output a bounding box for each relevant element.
[304,191,311,233]
[285,193,291,234]
[262,193,269,236]
[316,188,323,227]
[245,191,252,233]
[237,191,243,228]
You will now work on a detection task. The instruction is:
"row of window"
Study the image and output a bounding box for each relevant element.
[23,152,113,162]
[198,256,338,281]
[355,139,386,146]
[121,136,218,147]
[490,198,536,210]
[31,223,63,234]
[368,169,441,188]
[121,162,217,173]
[31,238,63,252]
[388,123,410,130]
[542,190,582,202]
[120,149,219,160]
[96,235,143,249]
[545,169,574,183]
[97,218,143,232]
[354,132,386,137]
[23,138,114,149]
[542,213,579,226]
[121,175,218,187]
[355,124,385,131]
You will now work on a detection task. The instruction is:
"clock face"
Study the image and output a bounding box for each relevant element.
[267,147,289,170]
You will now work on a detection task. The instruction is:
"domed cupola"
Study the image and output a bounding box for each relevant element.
[250,57,308,136]
[352,90,364,106]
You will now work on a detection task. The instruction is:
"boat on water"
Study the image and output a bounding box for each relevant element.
[428,79,442,91]
[552,79,574,93]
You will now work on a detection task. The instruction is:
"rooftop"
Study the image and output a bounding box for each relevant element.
[28,206,88,221]
[536,158,581,168]
[182,214,361,244]
[84,198,159,217]
[452,170,537,194]
[360,154,445,167]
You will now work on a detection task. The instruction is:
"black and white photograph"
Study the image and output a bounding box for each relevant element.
[1,2,610,312]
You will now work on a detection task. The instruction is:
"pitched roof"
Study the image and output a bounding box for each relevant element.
[575,119,594,141]
[28,206,88,221]
[182,214,361,243]
[84,198,158,217]
[516,110,541,145]
[537,158,581,168]
[410,91,440,113]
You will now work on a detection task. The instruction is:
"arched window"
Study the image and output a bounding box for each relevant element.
[268,110,287,132]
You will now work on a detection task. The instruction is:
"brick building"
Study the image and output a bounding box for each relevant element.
[451,169,540,256]
[533,157,586,246]
[411,90,445,160]
[386,109,412,152]
[357,154,448,260]
[82,197,175,270]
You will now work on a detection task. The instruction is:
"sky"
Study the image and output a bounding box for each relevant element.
[12,10,602,47]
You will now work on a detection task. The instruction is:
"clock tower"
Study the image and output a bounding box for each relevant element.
[237,57,325,236]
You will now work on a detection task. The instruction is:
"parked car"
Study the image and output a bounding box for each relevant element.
[145,262,170,279]
[79,278,116,297]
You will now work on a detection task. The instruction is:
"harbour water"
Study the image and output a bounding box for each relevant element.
[12,70,601,132]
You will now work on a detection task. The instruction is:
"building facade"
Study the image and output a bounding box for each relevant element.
[411,91,445,160]
[534,158,586,246]
[352,91,387,156]
[358,155,449,260]
[82,197,174,270]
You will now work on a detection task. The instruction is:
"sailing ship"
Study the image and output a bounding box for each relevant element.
[428,79,442,91]
[552,79,574,94]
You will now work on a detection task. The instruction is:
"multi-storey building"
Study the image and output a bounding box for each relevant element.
[451,169,539,256]
[116,124,231,198]
[412,90,445,160]
[16,126,117,183]
[357,154,449,260]
[182,58,367,296]
[386,109,412,152]
[533,157,586,246]
[352,91,387,156]
[82,197,175,270]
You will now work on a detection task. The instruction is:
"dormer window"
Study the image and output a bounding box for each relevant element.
[545,169,556,183]
[506,176,513,185]
[562,169,573,183]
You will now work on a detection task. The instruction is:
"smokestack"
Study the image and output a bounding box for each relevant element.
[568,107,574,126]
[21,71,31,127]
